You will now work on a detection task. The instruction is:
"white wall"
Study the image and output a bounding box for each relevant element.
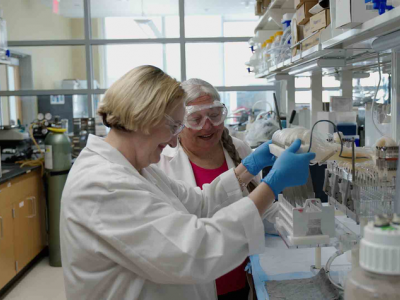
[3,0,85,89]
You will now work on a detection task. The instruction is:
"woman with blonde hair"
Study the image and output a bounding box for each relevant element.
[157,78,279,299]
[60,65,315,300]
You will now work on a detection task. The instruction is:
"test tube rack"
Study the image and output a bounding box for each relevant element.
[275,195,336,246]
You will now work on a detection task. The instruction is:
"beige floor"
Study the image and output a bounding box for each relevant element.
[1,257,66,300]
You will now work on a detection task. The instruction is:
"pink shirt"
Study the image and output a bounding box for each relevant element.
[189,160,248,295]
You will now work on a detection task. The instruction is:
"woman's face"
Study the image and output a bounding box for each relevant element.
[179,95,225,153]
[136,103,186,167]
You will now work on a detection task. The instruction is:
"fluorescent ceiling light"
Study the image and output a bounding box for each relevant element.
[134,19,162,38]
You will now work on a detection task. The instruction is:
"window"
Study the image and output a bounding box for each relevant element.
[94,44,181,89]
[353,72,390,104]
[186,42,266,87]
[4,0,274,127]
[185,1,258,38]
[220,91,275,125]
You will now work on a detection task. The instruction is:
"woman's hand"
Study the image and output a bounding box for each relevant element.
[261,139,315,197]
[242,140,275,176]
[249,139,315,215]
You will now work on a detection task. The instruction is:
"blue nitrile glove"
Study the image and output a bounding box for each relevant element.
[261,139,316,197]
[242,140,275,176]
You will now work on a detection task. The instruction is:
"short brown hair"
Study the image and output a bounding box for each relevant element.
[98,65,184,134]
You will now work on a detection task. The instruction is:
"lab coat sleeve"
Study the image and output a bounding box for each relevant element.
[91,178,265,285]
[262,201,279,223]
[234,137,262,184]
[161,167,245,218]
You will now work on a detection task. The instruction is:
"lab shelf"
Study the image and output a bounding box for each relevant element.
[322,7,400,50]
[252,7,400,77]
[254,0,295,33]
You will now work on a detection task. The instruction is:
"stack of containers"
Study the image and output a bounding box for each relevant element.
[303,1,331,51]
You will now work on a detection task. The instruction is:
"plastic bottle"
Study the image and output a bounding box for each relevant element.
[263,39,272,69]
[270,31,283,65]
[344,216,400,300]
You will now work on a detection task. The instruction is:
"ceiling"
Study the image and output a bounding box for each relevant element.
[40,0,258,18]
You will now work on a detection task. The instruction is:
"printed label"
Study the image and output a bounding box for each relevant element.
[45,145,53,170]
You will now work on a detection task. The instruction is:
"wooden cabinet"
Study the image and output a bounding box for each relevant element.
[0,169,46,289]
[0,204,16,289]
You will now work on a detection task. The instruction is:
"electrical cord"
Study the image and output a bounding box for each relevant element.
[15,123,45,176]
[307,119,368,159]
[371,52,385,137]
[325,250,345,291]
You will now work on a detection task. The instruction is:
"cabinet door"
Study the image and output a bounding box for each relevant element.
[14,197,35,272]
[30,172,46,257]
[0,204,16,289]
[13,170,46,272]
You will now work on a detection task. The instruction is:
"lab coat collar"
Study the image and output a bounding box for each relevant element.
[85,134,139,175]
[162,141,236,187]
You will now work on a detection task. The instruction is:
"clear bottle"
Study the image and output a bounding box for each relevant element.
[344,216,400,300]
[263,39,272,69]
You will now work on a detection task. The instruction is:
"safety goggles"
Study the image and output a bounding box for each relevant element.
[164,114,185,136]
[184,101,228,130]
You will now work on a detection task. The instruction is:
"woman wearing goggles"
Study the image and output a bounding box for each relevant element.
[158,78,280,300]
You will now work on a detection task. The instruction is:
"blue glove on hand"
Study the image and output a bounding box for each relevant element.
[242,140,275,176]
[262,139,316,197]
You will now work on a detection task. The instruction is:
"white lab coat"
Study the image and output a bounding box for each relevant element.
[157,137,280,224]
[60,135,265,300]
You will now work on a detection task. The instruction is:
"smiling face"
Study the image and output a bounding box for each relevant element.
[179,95,225,154]
[148,103,186,164]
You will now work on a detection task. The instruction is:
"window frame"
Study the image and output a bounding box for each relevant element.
[4,0,275,119]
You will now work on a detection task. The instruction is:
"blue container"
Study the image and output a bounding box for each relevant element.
[337,123,357,136]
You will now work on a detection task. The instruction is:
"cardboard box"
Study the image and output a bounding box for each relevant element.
[262,0,271,9]
[296,1,318,25]
[255,2,263,16]
[303,21,312,38]
[294,0,319,9]
[336,0,379,29]
[302,30,322,51]
[310,9,330,32]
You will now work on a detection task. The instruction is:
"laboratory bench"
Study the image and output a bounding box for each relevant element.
[251,215,359,300]
[0,163,41,184]
[0,164,47,293]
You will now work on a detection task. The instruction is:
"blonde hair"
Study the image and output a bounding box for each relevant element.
[98,65,184,134]
[181,78,220,105]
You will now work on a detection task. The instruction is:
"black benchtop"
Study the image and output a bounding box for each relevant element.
[0,163,40,184]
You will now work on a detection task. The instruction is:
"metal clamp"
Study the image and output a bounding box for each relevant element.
[27,197,37,218]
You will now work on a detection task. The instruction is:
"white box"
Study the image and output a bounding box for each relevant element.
[336,0,379,29]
